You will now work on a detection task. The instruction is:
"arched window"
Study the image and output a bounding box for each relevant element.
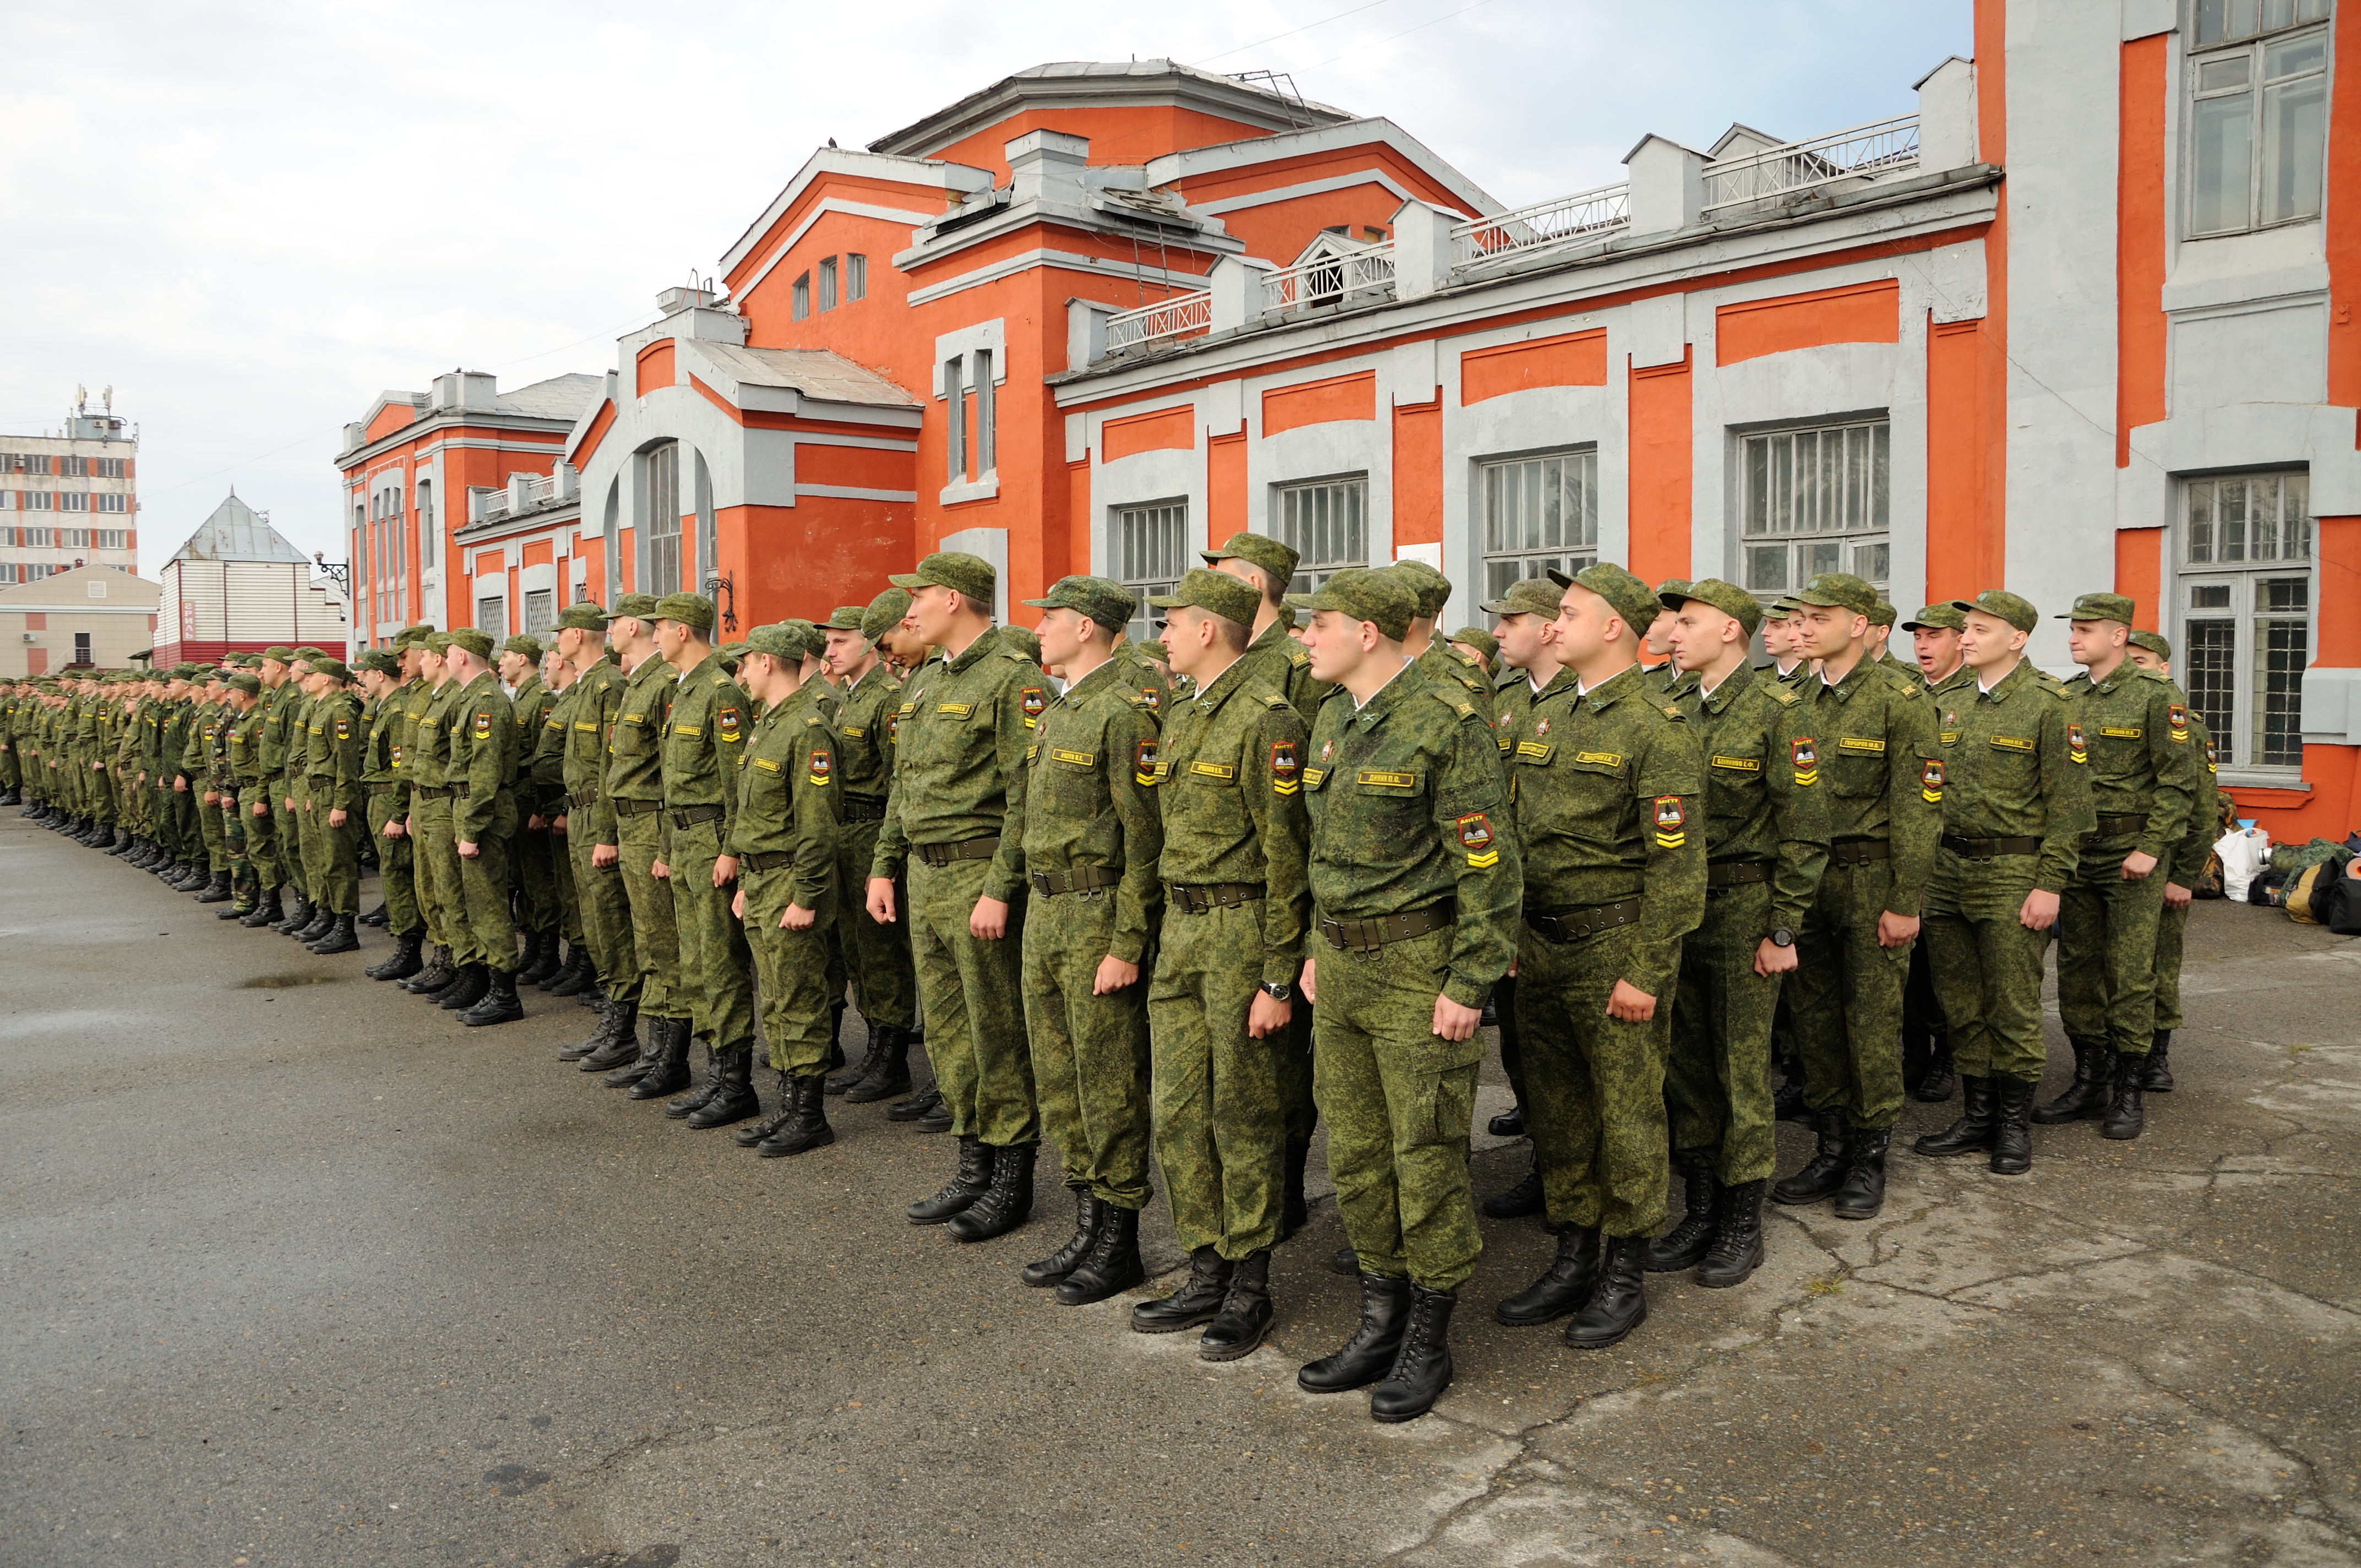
[641,442,680,595]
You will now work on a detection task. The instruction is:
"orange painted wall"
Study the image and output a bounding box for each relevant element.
[1067,460,1091,583]
[636,342,676,399]
[1207,429,1247,548]
[2117,35,2168,465]
[2113,527,2162,629]
[1392,400,1443,549]
[1625,352,1692,587]
[1101,405,1195,461]
[723,171,962,297]
[797,441,918,493]
[2330,0,2361,412]
[1925,316,2005,601]
[1459,329,1608,405]
[364,403,415,443]
[1715,280,1900,366]
[1262,371,1376,435]
[616,527,634,593]
[573,401,617,470]
[521,539,553,569]
[1976,0,2011,599]
[923,105,1276,179]
[731,497,913,627]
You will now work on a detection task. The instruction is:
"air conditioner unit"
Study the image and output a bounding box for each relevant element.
[19,633,35,643]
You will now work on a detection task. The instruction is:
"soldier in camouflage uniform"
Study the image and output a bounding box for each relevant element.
[275,649,324,933]
[1652,580,1827,1268]
[870,552,1044,1244]
[1915,591,2096,1175]
[1008,576,1163,1305]
[2041,593,2201,1142]
[1898,604,1970,1103]
[1288,566,1520,1425]
[1776,574,1939,1214]
[246,648,301,929]
[500,635,564,984]
[1388,559,1497,727]
[355,649,425,979]
[440,628,527,1025]
[1128,568,1310,1361]
[296,657,366,954]
[2125,630,2215,1093]
[603,594,696,1097]
[401,636,470,998]
[547,604,645,1071]
[214,673,264,913]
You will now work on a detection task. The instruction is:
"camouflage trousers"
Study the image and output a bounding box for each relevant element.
[1518,921,1675,1240]
[0,742,15,790]
[834,818,917,1031]
[454,799,519,973]
[412,797,461,955]
[1788,857,1909,1133]
[2057,838,2168,1058]
[906,853,1037,1149]
[742,867,834,1075]
[2153,899,2191,1032]
[614,808,684,1020]
[1666,882,1779,1187]
[1311,924,1481,1292]
[279,775,312,891]
[301,797,360,917]
[1923,848,2053,1085]
[514,823,563,934]
[367,788,420,937]
[666,815,754,1052]
[1149,900,1288,1260]
[1022,889,1153,1211]
[243,797,283,892]
[217,790,255,906]
[549,827,583,944]
[197,785,226,870]
[565,824,637,1004]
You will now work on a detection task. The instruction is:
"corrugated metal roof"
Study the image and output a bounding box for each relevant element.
[171,493,309,564]
[496,372,603,420]
[693,344,920,408]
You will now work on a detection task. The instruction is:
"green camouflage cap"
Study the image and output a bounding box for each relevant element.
[1147,566,1259,625]
[554,602,609,630]
[1951,588,2039,632]
[650,592,714,632]
[502,634,544,660]
[1662,576,1762,636]
[2059,591,2137,624]
[1551,561,1660,635]
[1766,596,1803,617]
[293,646,328,661]
[231,653,265,669]
[1135,638,1169,662]
[1021,574,1136,633]
[2129,629,2173,660]
[822,604,870,632]
[1870,600,1898,629]
[888,550,995,604]
[742,624,803,662]
[999,624,1043,666]
[1201,530,1299,586]
[444,627,495,659]
[260,645,295,662]
[1479,576,1563,618]
[423,631,455,653]
[1902,603,1967,632]
[226,673,262,696]
[777,618,822,659]
[859,587,912,644]
[308,656,352,682]
[1448,625,1498,663]
[1385,559,1452,618]
[1791,572,1877,616]
[355,649,400,676]
[611,592,660,622]
[1285,565,1415,642]
[715,641,747,671]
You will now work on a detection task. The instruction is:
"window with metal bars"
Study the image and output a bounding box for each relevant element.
[2180,469,2312,773]
[1479,450,1597,608]
[1738,418,1890,597]
[642,443,681,596]
[1113,499,1187,643]
[1270,476,1368,593]
[524,589,554,638]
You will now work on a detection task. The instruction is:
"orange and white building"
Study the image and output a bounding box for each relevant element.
[349,7,2361,836]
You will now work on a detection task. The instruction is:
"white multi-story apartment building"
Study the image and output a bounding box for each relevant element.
[0,390,138,586]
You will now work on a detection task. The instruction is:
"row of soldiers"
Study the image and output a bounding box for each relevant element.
[0,531,2219,1427]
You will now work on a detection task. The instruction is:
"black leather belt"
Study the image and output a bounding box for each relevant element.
[671,803,725,829]
[739,850,794,872]
[1706,861,1774,889]
[1166,881,1264,914]
[1827,839,1891,868]
[410,783,455,801]
[1527,899,1639,944]
[611,796,663,818]
[1031,865,1121,896]
[2091,812,2149,836]
[1943,834,2043,859]
[916,835,1000,868]
[1319,900,1455,953]
[840,796,887,823]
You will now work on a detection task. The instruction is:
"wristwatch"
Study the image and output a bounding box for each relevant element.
[1769,927,1795,948]
[1260,981,1294,1002]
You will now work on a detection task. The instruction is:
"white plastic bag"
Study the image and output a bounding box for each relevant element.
[2216,825,2271,902]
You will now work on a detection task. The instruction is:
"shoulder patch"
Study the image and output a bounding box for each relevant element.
[1661,706,1686,722]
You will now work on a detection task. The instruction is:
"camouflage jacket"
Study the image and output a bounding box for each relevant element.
[826,661,902,808]
[1675,663,1829,934]
[1239,617,1332,726]
[447,671,518,843]
[2061,661,2200,859]
[1020,658,1164,963]
[603,651,677,806]
[1929,659,2095,891]
[1804,654,1942,917]
[729,685,840,910]
[871,625,1041,904]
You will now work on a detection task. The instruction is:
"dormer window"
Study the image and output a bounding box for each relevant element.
[818,256,839,312]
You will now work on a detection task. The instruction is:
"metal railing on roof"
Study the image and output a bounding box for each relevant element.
[1104,289,1213,353]
[1451,183,1630,270]
[1260,244,1396,317]
[1702,115,1921,211]
[475,472,558,525]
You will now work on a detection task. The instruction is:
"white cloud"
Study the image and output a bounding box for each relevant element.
[0,0,1968,570]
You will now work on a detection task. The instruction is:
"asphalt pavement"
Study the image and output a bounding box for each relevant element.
[3,811,2357,1567]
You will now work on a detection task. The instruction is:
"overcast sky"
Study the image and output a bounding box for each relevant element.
[2,0,1969,574]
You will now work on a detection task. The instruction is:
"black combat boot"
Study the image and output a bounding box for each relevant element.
[406,945,459,993]
[736,1071,799,1147]
[292,902,334,943]
[2139,1030,2175,1092]
[757,1075,835,1157]
[240,889,284,929]
[1564,1234,1650,1351]
[1281,1138,1313,1239]
[1371,1286,1457,1423]
[175,861,212,891]
[1772,1114,1851,1205]
[107,829,134,858]
[1487,1103,1525,1137]
[459,969,525,1027]
[516,931,562,988]
[826,1025,885,1097]
[887,1084,942,1123]
[1198,1250,1274,1363]
[1056,1202,1143,1305]
[308,914,360,955]
[685,1049,761,1129]
[1990,1077,2035,1175]
[357,902,388,928]
[1773,1070,1808,1121]
[194,870,234,904]
[1695,1179,1766,1288]
[273,889,312,935]
[2032,1037,2112,1125]
[559,997,612,1061]
[1915,1075,1998,1157]
[436,963,491,1012]
[625,1018,694,1097]
[1482,1160,1544,1219]
[1132,1247,1234,1333]
[946,1144,1037,1243]
[366,932,424,982]
[1646,1162,1718,1271]
[1330,1246,1361,1277]
[1832,1128,1889,1220]
[1298,1272,1413,1394]
[1021,1190,1102,1288]
[581,1003,644,1071]
[2100,1053,2145,1141]
[664,1043,728,1119]
[1912,1032,1957,1102]
[846,1027,919,1104]
[547,947,596,997]
[907,1136,993,1224]
[916,1093,953,1134]
[1495,1225,1600,1327]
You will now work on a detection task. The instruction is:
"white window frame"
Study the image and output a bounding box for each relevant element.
[641,442,682,596]
[95,493,126,513]
[818,255,838,312]
[1736,415,1892,599]
[1478,447,1598,611]
[1112,498,1188,643]
[791,272,811,321]
[1270,474,1369,594]
[2177,467,2314,779]
[845,253,868,302]
[2184,0,2332,238]
[944,356,967,483]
